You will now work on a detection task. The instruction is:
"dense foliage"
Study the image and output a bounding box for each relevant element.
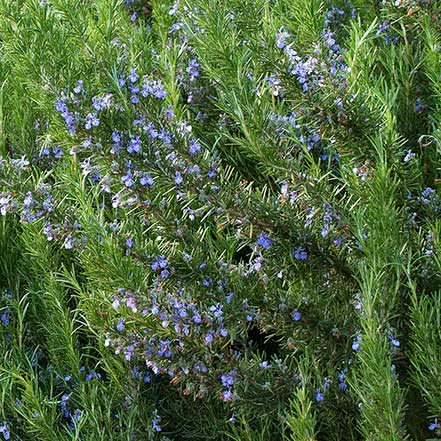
[1,0,441,439]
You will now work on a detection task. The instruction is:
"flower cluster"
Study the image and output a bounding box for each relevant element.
[276,18,351,95]
[0,422,10,441]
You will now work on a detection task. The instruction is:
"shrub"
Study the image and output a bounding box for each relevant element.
[1,0,441,439]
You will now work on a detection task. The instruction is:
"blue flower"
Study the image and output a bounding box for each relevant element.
[219,327,228,337]
[129,68,139,83]
[259,361,271,369]
[294,247,308,260]
[389,336,400,348]
[121,171,134,188]
[85,369,101,381]
[292,309,301,321]
[338,370,347,391]
[72,409,82,422]
[377,21,389,34]
[257,232,272,249]
[222,390,233,402]
[55,97,76,134]
[186,59,200,82]
[276,29,290,49]
[112,130,121,143]
[220,371,235,388]
[85,113,99,130]
[1,312,10,326]
[188,138,201,155]
[205,331,214,345]
[140,173,154,187]
[188,165,201,176]
[315,388,324,403]
[422,187,435,198]
[265,75,282,96]
[323,31,339,52]
[352,336,362,351]
[415,98,425,113]
[0,421,10,440]
[209,303,223,318]
[428,418,438,431]
[116,318,125,332]
[54,146,63,159]
[384,34,398,45]
[151,410,162,432]
[127,136,142,154]
[175,171,183,185]
[64,235,75,250]
[92,96,110,111]
[73,80,83,94]
[151,256,168,271]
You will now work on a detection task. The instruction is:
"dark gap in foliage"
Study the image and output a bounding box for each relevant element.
[246,326,281,360]
[405,387,430,440]
[231,244,252,265]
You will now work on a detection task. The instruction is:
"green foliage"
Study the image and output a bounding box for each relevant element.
[1,0,441,440]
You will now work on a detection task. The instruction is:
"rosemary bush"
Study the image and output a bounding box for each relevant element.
[1,0,441,440]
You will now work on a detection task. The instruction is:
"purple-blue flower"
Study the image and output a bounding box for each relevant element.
[389,336,400,348]
[140,173,154,187]
[129,68,139,83]
[220,371,235,388]
[121,171,134,188]
[151,256,168,271]
[186,59,200,82]
[85,113,99,130]
[428,418,438,431]
[116,318,125,332]
[0,421,10,440]
[205,331,214,345]
[338,370,347,391]
[73,80,83,94]
[276,29,290,49]
[315,388,324,403]
[257,232,272,249]
[222,390,233,402]
[175,171,183,185]
[265,75,282,96]
[64,235,75,250]
[294,247,308,260]
[188,138,201,155]
[292,309,301,321]
[377,21,389,34]
[127,136,142,154]
[151,410,162,432]
[352,336,362,351]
